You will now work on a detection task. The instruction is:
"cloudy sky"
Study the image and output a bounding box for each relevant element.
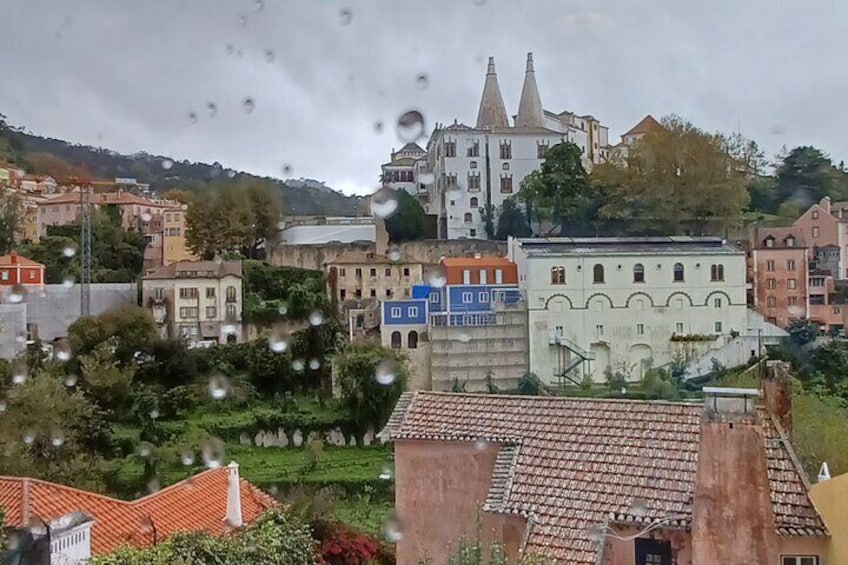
[2,0,846,195]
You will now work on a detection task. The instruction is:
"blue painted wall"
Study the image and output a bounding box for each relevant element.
[382,299,428,325]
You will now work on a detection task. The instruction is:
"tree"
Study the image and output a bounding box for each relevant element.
[0,187,21,254]
[68,305,159,367]
[772,146,848,209]
[592,115,750,235]
[495,198,532,240]
[245,181,283,259]
[518,142,590,235]
[384,189,426,243]
[79,342,136,415]
[334,343,409,434]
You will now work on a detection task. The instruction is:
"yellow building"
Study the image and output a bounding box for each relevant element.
[162,205,197,265]
[809,468,848,564]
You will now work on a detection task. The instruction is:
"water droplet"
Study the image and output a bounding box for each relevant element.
[457,332,472,344]
[396,110,425,143]
[64,374,78,387]
[147,479,161,493]
[62,275,74,288]
[426,266,447,288]
[264,49,275,63]
[253,0,264,12]
[222,323,238,336]
[629,497,649,517]
[473,438,488,452]
[770,125,786,136]
[161,159,174,170]
[138,442,154,458]
[415,73,429,90]
[383,511,404,542]
[207,102,218,117]
[239,14,248,26]
[242,97,255,114]
[446,185,464,201]
[50,430,65,447]
[277,302,289,316]
[226,43,234,55]
[339,7,352,25]
[419,172,436,186]
[292,359,305,372]
[375,360,397,386]
[309,358,321,371]
[8,285,26,304]
[202,437,225,468]
[54,339,71,362]
[208,374,229,400]
[23,430,36,446]
[11,360,27,385]
[149,409,160,420]
[788,305,804,318]
[281,164,293,176]
[226,170,237,179]
[0,401,6,414]
[62,245,76,258]
[387,247,402,261]
[269,332,288,353]
[308,311,324,327]
[180,449,195,466]
[140,212,152,222]
[374,121,384,134]
[371,187,398,218]
[378,464,393,480]
[188,112,198,125]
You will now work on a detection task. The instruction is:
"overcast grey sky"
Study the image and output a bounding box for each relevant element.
[2,0,846,195]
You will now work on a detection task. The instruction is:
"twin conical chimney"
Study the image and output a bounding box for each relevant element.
[225,461,243,528]
[516,53,545,128]
[475,57,509,129]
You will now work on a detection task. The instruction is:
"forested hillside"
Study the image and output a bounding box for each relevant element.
[0,115,366,216]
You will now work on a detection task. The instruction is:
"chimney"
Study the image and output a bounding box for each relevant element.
[819,196,831,214]
[10,251,17,265]
[763,360,793,434]
[225,461,243,528]
[818,462,831,482]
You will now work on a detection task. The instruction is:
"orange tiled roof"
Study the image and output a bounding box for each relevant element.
[380,392,827,564]
[39,191,162,207]
[441,256,513,269]
[0,253,45,268]
[622,115,662,137]
[0,467,275,556]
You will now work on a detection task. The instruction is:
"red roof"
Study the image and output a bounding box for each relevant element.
[622,115,662,137]
[0,466,276,555]
[0,253,45,268]
[441,256,513,269]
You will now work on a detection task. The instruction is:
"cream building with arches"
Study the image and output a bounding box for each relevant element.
[508,236,748,385]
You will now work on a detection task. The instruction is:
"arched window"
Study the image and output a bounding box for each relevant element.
[593,264,605,284]
[226,285,237,302]
[463,212,473,223]
[391,331,401,349]
[673,263,685,282]
[226,304,237,320]
[633,263,645,283]
[408,330,419,349]
[550,266,565,284]
[470,197,479,208]
[710,264,724,281]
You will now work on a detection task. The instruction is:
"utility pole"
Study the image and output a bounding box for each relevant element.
[80,182,92,317]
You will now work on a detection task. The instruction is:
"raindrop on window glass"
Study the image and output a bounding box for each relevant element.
[202,438,226,469]
[426,266,447,288]
[161,159,174,170]
[23,430,36,446]
[264,49,275,63]
[374,121,384,134]
[253,0,264,12]
[188,112,198,125]
[292,359,305,372]
[419,171,436,185]
[138,442,154,458]
[415,73,429,90]
[8,285,26,304]
[140,212,152,222]
[64,374,78,387]
[396,110,425,143]
[239,14,248,26]
[242,97,255,114]
[375,360,397,386]
[207,102,217,117]
[308,311,324,327]
[227,170,237,179]
[54,339,71,362]
[445,184,464,201]
[382,511,404,542]
[269,332,288,353]
[281,164,293,176]
[308,358,321,371]
[378,464,393,480]
[180,449,195,466]
[62,245,76,258]
[226,43,234,55]
[339,8,352,25]
[629,497,649,517]
[387,248,401,262]
[11,360,27,385]
[371,187,398,218]
[149,409,159,420]
[0,401,6,414]
[473,438,488,451]
[456,332,472,344]
[61,275,74,288]
[50,430,65,448]
[277,302,288,316]
[208,374,229,400]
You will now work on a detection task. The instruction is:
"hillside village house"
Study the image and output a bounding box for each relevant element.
[380,361,829,565]
[0,462,273,564]
[508,236,748,385]
[0,252,45,288]
[141,260,243,344]
[749,227,811,328]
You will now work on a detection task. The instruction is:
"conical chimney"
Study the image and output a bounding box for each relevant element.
[818,462,831,482]
[515,52,545,128]
[475,57,509,129]
[225,461,243,528]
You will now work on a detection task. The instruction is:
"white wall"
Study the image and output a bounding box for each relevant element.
[512,242,748,383]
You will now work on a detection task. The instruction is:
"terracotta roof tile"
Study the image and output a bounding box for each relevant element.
[622,115,662,137]
[0,467,275,556]
[381,392,827,564]
[0,253,45,268]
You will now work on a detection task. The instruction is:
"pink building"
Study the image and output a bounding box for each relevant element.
[792,196,848,279]
[749,227,809,328]
[381,368,829,564]
[36,189,167,237]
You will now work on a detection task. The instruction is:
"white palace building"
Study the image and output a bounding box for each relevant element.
[381,52,613,240]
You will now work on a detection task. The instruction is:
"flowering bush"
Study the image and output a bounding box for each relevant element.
[317,526,386,565]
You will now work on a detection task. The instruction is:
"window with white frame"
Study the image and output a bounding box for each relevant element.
[429,293,439,303]
[495,269,503,284]
[479,269,487,284]
[479,292,489,302]
[636,323,644,335]
[408,306,419,318]
[462,292,473,303]
[390,307,401,318]
[676,322,684,333]
[714,321,723,333]
[781,557,819,565]
[463,269,471,284]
